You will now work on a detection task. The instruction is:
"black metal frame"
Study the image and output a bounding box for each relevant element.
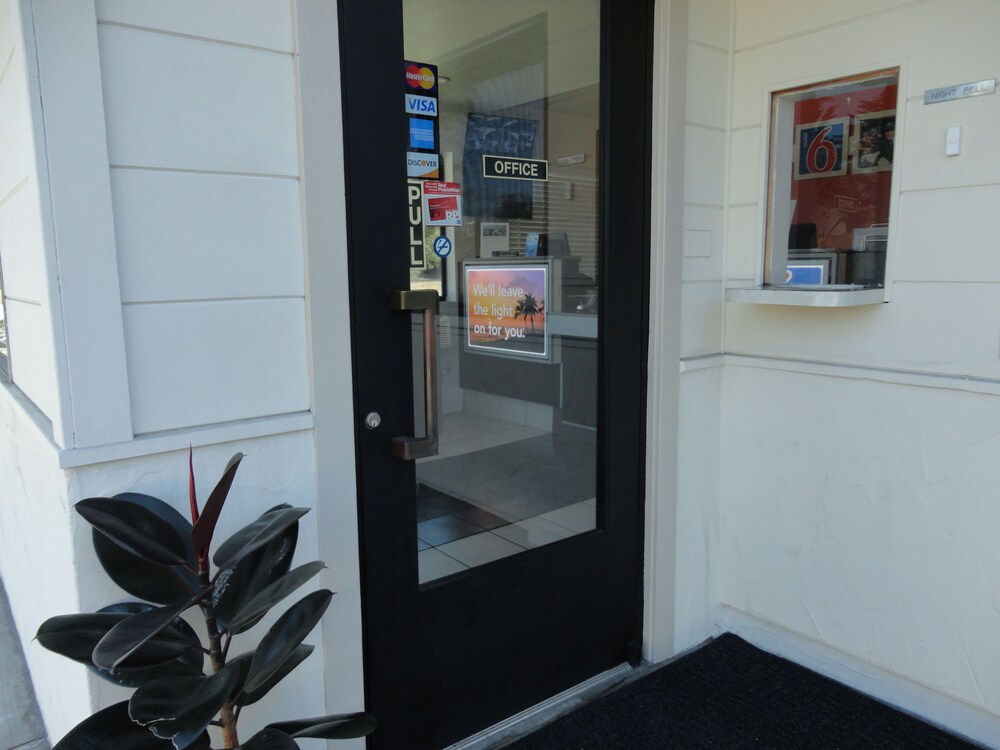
[338,1,654,746]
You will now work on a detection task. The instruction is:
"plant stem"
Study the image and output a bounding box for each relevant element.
[200,571,239,749]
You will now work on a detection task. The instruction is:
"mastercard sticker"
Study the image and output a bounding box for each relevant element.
[404,60,438,95]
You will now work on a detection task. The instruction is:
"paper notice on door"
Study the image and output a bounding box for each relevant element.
[422,181,462,226]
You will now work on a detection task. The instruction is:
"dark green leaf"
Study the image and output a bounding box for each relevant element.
[130,662,244,749]
[93,592,203,673]
[77,497,188,566]
[213,505,298,632]
[242,728,299,750]
[213,506,309,572]
[268,712,376,739]
[243,590,332,695]
[239,644,314,706]
[227,562,325,634]
[94,493,200,605]
[37,604,203,688]
[191,452,244,554]
[52,700,208,749]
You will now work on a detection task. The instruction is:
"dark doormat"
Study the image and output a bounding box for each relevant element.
[502,634,982,749]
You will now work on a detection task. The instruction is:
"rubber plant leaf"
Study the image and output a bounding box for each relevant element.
[213,506,309,572]
[191,452,244,556]
[241,728,300,750]
[227,561,325,635]
[267,712,377,740]
[77,497,189,567]
[238,644,314,707]
[92,591,204,673]
[37,605,203,688]
[51,700,209,750]
[213,505,298,632]
[129,661,245,750]
[242,589,333,695]
[94,493,200,605]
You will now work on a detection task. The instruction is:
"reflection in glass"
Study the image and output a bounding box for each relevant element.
[404,0,601,582]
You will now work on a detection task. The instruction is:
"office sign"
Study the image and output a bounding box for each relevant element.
[482,155,548,181]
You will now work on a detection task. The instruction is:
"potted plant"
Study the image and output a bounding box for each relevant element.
[36,451,374,749]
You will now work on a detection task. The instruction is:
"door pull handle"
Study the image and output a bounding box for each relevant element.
[389,290,439,460]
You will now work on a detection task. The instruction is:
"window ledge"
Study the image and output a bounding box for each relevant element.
[725,285,886,307]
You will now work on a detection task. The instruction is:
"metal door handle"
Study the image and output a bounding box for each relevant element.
[389,290,439,460]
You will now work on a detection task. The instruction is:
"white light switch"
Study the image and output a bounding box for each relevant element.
[946,126,962,156]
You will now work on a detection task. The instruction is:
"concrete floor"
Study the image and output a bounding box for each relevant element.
[0,579,48,750]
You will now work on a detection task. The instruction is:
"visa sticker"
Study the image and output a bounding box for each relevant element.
[405,94,438,117]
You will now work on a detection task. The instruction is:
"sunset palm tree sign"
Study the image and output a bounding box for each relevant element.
[465,264,549,360]
[514,293,544,334]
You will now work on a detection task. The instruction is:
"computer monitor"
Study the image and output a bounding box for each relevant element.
[524,232,570,257]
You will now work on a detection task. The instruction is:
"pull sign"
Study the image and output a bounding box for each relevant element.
[482,155,548,182]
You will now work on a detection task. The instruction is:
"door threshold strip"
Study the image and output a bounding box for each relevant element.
[444,661,635,750]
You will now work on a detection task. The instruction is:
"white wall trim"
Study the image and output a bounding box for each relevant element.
[293,0,368,734]
[56,412,314,469]
[722,608,999,749]
[723,353,1000,396]
[643,0,687,664]
[26,0,133,448]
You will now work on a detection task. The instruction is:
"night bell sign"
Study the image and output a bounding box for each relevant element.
[924,78,996,105]
[483,155,548,181]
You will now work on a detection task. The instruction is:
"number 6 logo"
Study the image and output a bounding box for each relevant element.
[795,118,848,180]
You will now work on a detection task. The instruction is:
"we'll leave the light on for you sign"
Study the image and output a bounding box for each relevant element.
[465,264,549,361]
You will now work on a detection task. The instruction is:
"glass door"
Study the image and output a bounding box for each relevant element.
[402,2,601,583]
[339,0,652,747]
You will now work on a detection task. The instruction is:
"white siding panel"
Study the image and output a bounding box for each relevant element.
[899,94,1000,193]
[680,281,724,358]
[689,0,731,51]
[686,43,729,130]
[682,205,724,282]
[0,182,45,302]
[727,126,761,206]
[5,300,56,417]
[98,25,298,176]
[731,0,1000,128]
[684,126,726,206]
[123,299,310,433]
[724,281,1000,379]
[111,170,304,303]
[95,0,294,52]
[734,0,921,50]
[894,186,1000,283]
[725,204,760,283]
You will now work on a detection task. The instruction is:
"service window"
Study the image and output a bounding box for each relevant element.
[765,68,899,290]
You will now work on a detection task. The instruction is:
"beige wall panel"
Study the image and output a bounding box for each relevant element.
[96,0,294,51]
[98,25,298,175]
[123,299,310,434]
[111,169,304,303]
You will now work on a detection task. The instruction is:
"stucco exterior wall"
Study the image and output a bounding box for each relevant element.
[716,0,1000,744]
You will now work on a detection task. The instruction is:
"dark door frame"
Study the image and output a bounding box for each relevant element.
[338,1,654,747]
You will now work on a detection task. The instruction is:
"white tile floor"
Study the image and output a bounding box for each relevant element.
[416,410,597,583]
